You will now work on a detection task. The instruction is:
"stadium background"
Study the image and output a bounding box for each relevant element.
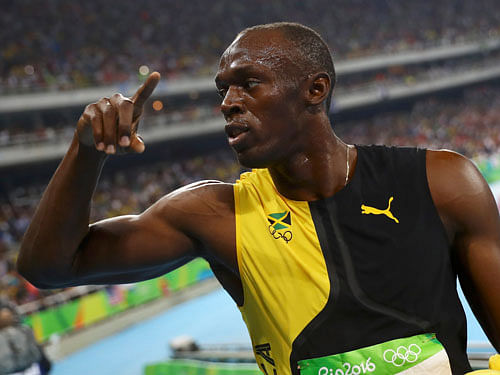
[1,0,500,373]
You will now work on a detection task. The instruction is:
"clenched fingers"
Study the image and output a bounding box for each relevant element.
[97,98,118,154]
[87,104,104,151]
[109,93,134,148]
[76,104,100,148]
[77,72,160,154]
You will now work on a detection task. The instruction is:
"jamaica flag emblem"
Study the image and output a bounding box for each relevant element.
[267,211,291,230]
[267,211,293,243]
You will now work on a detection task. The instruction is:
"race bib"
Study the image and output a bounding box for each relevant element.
[298,333,452,375]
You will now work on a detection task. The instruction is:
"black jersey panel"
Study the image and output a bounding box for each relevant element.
[290,145,471,375]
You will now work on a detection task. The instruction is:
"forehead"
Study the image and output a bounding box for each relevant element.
[217,29,297,78]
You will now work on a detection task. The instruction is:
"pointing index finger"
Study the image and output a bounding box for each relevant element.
[132,72,161,108]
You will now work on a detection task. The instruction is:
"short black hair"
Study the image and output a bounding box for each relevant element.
[240,22,336,111]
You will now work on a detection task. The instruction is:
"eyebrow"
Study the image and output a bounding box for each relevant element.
[215,64,268,86]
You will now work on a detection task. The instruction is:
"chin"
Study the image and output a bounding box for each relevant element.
[235,150,272,169]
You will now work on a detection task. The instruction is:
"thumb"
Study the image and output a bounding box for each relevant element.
[129,133,145,153]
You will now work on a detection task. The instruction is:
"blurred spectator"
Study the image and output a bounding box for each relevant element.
[0,298,51,374]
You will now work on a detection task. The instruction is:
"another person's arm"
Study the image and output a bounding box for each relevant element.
[427,149,500,350]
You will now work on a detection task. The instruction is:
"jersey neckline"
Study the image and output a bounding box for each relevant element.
[263,144,362,204]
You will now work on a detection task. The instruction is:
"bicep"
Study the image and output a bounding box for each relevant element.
[428,150,500,347]
[72,205,199,285]
[442,153,500,287]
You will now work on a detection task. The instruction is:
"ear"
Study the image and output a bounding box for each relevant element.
[305,73,331,108]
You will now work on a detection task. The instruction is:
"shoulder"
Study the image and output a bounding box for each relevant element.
[164,179,234,200]
[153,180,234,220]
[426,149,488,202]
[136,179,236,254]
[426,148,479,172]
[426,149,498,239]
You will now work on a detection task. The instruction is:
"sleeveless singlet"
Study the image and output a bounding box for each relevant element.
[233,145,471,375]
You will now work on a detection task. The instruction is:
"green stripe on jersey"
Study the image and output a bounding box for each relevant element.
[298,333,446,375]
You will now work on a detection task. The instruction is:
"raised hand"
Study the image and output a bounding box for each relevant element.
[76,72,161,154]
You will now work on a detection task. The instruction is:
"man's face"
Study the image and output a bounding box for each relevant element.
[215,30,306,168]
[0,308,14,329]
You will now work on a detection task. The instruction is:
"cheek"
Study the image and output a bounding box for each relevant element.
[253,93,297,126]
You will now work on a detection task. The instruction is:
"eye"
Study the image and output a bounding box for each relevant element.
[216,88,227,98]
[244,79,260,90]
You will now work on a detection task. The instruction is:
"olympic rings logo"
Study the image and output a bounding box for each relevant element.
[268,225,293,243]
[383,344,421,367]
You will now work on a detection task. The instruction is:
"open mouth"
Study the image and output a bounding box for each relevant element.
[225,123,249,147]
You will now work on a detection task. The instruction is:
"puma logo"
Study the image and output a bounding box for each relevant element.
[361,196,399,223]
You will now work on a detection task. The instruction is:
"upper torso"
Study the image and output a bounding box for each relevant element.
[230,145,471,374]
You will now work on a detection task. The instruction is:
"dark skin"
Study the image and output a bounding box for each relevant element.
[17,29,500,351]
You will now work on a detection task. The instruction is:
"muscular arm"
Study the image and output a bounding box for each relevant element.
[427,150,500,350]
[17,73,237,290]
[73,179,236,286]
[19,146,232,288]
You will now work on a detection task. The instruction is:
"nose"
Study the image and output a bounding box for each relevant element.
[220,86,244,118]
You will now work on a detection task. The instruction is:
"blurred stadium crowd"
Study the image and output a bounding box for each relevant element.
[1,0,499,92]
[3,52,500,149]
[1,0,500,315]
[338,85,500,159]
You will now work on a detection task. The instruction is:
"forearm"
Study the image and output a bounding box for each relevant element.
[460,272,500,351]
[17,135,107,288]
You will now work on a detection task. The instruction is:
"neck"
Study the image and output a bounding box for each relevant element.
[268,122,355,201]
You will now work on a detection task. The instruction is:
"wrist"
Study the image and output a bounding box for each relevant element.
[71,135,108,163]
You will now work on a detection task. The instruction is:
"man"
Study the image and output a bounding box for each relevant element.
[17,23,500,374]
[0,298,51,374]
